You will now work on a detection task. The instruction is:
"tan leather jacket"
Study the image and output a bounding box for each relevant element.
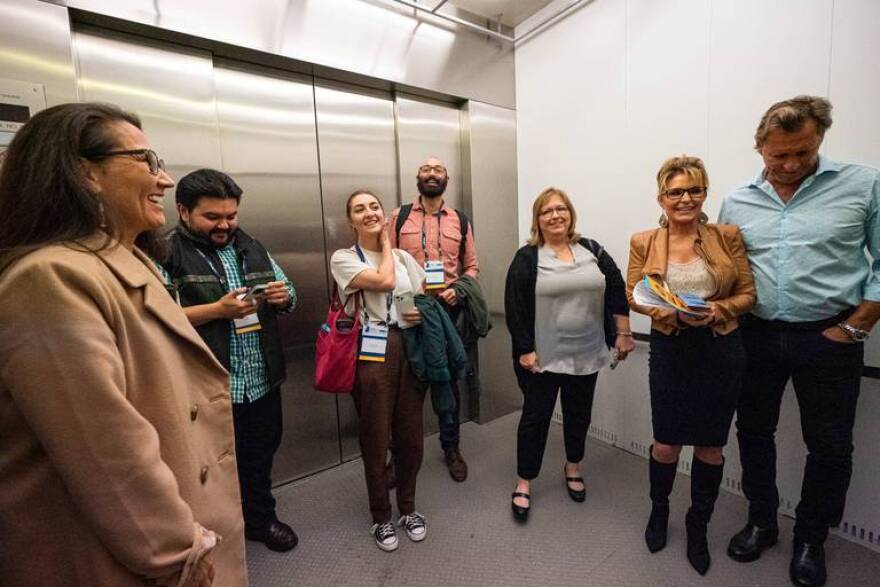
[627,223,756,335]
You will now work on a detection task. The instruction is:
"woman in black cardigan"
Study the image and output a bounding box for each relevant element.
[505,187,633,521]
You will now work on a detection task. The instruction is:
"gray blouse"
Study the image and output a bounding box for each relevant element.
[535,244,611,376]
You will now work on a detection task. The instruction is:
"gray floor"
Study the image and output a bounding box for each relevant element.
[247,412,880,586]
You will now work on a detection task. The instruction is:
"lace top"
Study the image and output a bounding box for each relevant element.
[667,257,715,299]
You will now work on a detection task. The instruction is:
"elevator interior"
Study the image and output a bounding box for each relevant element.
[70,25,487,484]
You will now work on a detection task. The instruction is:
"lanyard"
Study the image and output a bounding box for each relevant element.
[195,248,225,282]
[419,199,443,261]
[355,244,392,323]
[197,247,248,292]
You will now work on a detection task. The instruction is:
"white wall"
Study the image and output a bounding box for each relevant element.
[519,0,880,552]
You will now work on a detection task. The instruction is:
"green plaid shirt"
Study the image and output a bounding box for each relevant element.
[216,244,296,403]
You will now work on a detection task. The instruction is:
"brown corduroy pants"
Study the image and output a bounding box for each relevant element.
[352,327,426,523]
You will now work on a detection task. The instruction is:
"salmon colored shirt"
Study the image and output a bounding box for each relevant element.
[387,197,480,285]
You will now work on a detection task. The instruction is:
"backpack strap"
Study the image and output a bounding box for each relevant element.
[455,209,470,268]
[395,203,414,243]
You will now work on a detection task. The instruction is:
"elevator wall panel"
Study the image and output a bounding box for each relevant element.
[314,82,399,460]
[395,95,463,210]
[0,0,78,107]
[213,63,337,481]
[462,101,520,423]
[72,28,222,224]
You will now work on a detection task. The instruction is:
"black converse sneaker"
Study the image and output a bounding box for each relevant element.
[398,512,427,542]
[370,521,399,552]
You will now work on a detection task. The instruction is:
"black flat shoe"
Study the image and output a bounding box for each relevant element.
[565,469,586,503]
[511,491,530,522]
[790,541,827,587]
[245,520,299,552]
[727,522,779,562]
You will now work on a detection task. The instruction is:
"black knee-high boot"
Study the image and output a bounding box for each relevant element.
[646,448,678,553]
[686,457,724,575]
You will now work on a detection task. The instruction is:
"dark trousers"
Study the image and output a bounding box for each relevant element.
[737,316,863,544]
[437,380,462,451]
[514,366,598,480]
[353,328,426,524]
[232,386,283,532]
[436,304,481,450]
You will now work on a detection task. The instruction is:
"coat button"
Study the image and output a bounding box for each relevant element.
[190,405,199,421]
[200,466,209,484]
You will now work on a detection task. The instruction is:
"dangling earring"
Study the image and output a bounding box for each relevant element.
[658,213,668,228]
[98,200,107,228]
[698,212,709,225]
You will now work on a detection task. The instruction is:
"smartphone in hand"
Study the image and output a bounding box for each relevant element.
[238,283,269,302]
[394,291,416,316]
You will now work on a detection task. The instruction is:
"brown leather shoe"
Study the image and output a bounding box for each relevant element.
[245,520,299,552]
[444,448,468,482]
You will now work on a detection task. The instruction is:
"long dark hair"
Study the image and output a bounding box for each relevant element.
[0,102,142,265]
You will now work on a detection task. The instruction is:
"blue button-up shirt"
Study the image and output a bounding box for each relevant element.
[718,155,880,321]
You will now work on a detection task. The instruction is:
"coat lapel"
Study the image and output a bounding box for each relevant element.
[642,227,668,277]
[87,236,226,370]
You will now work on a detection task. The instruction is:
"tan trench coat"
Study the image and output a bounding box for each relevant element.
[0,235,247,586]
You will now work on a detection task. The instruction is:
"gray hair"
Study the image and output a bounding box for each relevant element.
[754,95,832,150]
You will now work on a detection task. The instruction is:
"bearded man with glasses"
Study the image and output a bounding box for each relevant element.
[387,157,483,483]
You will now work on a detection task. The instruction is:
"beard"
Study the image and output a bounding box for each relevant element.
[186,224,236,248]
[417,176,447,198]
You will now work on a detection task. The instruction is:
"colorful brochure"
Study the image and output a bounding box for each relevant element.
[632,275,711,316]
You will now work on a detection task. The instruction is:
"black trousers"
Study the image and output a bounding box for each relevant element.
[514,365,598,480]
[736,316,863,544]
[232,387,283,532]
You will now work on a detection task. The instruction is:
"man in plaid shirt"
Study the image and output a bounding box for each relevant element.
[164,169,298,552]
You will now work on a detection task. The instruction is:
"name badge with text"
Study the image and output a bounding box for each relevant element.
[233,312,262,335]
[425,260,445,290]
[359,324,389,362]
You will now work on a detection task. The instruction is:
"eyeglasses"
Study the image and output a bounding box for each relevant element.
[418,165,446,174]
[539,205,570,218]
[100,149,166,175]
[662,186,707,200]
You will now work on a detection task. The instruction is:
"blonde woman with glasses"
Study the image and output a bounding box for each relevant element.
[627,155,756,576]
[505,187,633,522]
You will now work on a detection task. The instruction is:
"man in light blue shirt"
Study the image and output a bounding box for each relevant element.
[719,96,880,587]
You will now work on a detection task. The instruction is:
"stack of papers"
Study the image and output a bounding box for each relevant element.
[632,275,711,316]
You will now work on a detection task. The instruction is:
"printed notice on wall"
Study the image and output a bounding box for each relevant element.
[0,78,47,163]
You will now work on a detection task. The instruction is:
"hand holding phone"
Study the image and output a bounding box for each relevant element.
[394,291,416,315]
[238,283,269,303]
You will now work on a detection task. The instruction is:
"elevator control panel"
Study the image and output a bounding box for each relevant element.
[0,78,46,159]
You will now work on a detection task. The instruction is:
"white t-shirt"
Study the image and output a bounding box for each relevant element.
[330,247,426,327]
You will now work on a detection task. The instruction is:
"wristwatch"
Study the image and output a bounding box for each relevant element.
[836,322,870,342]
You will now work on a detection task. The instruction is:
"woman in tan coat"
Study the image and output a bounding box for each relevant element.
[0,103,246,586]
[627,155,756,576]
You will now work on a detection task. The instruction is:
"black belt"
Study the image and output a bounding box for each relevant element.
[742,308,854,332]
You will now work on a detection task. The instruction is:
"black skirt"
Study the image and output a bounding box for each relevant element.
[649,327,746,446]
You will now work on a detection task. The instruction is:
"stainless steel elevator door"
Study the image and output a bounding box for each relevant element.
[313,81,399,460]
[395,94,463,211]
[73,28,223,223]
[212,62,336,481]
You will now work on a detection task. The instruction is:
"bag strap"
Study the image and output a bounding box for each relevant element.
[332,281,362,323]
[455,209,470,269]
[394,203,414,243]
